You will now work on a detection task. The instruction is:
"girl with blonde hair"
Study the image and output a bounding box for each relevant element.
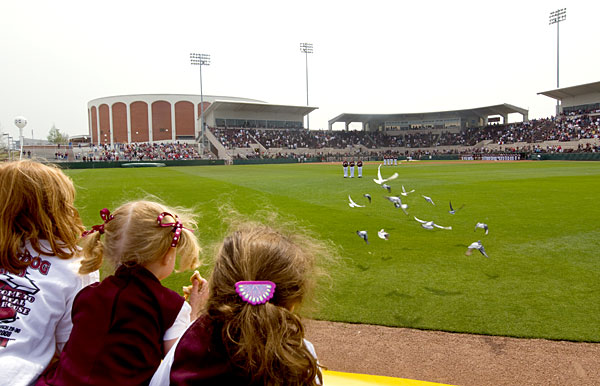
[37,200,207,386]
[0,160,99,386]
[151,221,330,386]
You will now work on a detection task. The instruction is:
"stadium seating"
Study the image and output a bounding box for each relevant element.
[206,113,599,160]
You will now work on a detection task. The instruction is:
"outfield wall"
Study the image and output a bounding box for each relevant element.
[529,152,600,161]
[233,157,321,165]
[51,159,225,169]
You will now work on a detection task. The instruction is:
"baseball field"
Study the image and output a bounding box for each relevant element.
[66,160,600,343]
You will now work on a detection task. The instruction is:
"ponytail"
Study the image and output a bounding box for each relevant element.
[78,201,200,274]
[213,302,319,386]
[174,227,198,271]
[79,231,104,274]
[206,224,326,386]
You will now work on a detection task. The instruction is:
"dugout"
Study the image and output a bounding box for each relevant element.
[538,80,600,115]
[328,104,529,134]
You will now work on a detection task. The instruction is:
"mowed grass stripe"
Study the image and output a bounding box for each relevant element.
[65,161,600,342]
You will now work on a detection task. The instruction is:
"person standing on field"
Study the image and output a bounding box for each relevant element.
[349,160,355,178]
[342,160,348,178]
[357,160,363,178]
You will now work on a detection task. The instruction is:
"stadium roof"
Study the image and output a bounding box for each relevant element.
[328,103,528,126]
[204,100,317,116]
[538,80,600,100]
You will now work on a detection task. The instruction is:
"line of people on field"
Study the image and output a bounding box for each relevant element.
[342,159,363,178]
[0,160,331,385]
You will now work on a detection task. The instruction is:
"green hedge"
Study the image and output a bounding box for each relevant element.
[232,157,321,165]
[52,159,225,169]
[529,153,600,161]
[419,154,460,160]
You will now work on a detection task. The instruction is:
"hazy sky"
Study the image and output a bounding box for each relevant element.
[1,0,598,140]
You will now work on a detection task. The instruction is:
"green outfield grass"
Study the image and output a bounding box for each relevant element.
[66,161,600,342]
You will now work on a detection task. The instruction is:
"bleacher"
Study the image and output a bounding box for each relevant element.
[22,112,598,163]
[206,113,599,160]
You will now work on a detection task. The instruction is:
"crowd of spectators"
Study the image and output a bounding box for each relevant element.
[120,142,199,161]
[210,113,598,152]
[212,128,255,149]
[74,142,200,162]
[54,152,69,160]
[195,110,599,158]
[36,110,599,163]
[209,127,373,149]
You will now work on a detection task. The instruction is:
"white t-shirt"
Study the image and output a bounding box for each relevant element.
[164,302,191,341]
[0,240,99,386]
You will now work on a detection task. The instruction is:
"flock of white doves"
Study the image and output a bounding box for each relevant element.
[349,164,490,258]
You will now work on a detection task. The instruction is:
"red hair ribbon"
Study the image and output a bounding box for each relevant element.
[82,208,114,237]
[157,212,194,247]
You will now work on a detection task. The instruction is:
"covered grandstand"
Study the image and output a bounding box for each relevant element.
[538,80,600,115]
[328,104,529,133]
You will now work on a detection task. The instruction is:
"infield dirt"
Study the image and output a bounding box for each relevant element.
[305,319,600,386]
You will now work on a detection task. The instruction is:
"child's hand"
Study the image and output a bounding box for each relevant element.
[183,271,208,321]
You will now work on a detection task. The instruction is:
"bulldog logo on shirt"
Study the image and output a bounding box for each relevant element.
[0,249,50,348]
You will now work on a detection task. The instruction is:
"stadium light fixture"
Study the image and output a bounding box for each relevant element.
[190,53,211,155]
[548,8,566,115]
[300,43,313,130]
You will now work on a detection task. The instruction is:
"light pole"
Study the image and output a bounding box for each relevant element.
[549,8,566,115]
[190,53,210,155]
[300,43,313,130]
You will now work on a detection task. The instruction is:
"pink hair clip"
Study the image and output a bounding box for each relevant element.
[157,212,194,247]
[235,281,276,305]
[82,208,114,237]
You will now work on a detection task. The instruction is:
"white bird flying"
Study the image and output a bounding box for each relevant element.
[363,193,372,203]
[373,164,399,185]
[465,240,489,258]
[474,222,489,235]
[422,195,435,206]
[385,196,409,215]
[448,201,465,214]
[413,216,452,230]
[348,195,365,208]
[356,230,369,244]
[382,184,392,193]
[400,185,415,196]
[378,229,389,240]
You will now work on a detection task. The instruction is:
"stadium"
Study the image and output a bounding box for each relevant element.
[73,80,600,165]
[3,63,600,386]
[3,1,600,383]
[1,78,599,385]
[78,81,599,386]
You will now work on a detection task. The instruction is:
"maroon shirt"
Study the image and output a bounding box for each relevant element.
[357,160,363,167]
[349,161,355,167]
[169,315,253,385]
[342,161,348,167]
[38,265,184,386]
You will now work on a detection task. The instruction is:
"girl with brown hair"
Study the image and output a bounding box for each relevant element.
[151,221,330,386]
[0,160,99,385]
[37,200,207,386]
